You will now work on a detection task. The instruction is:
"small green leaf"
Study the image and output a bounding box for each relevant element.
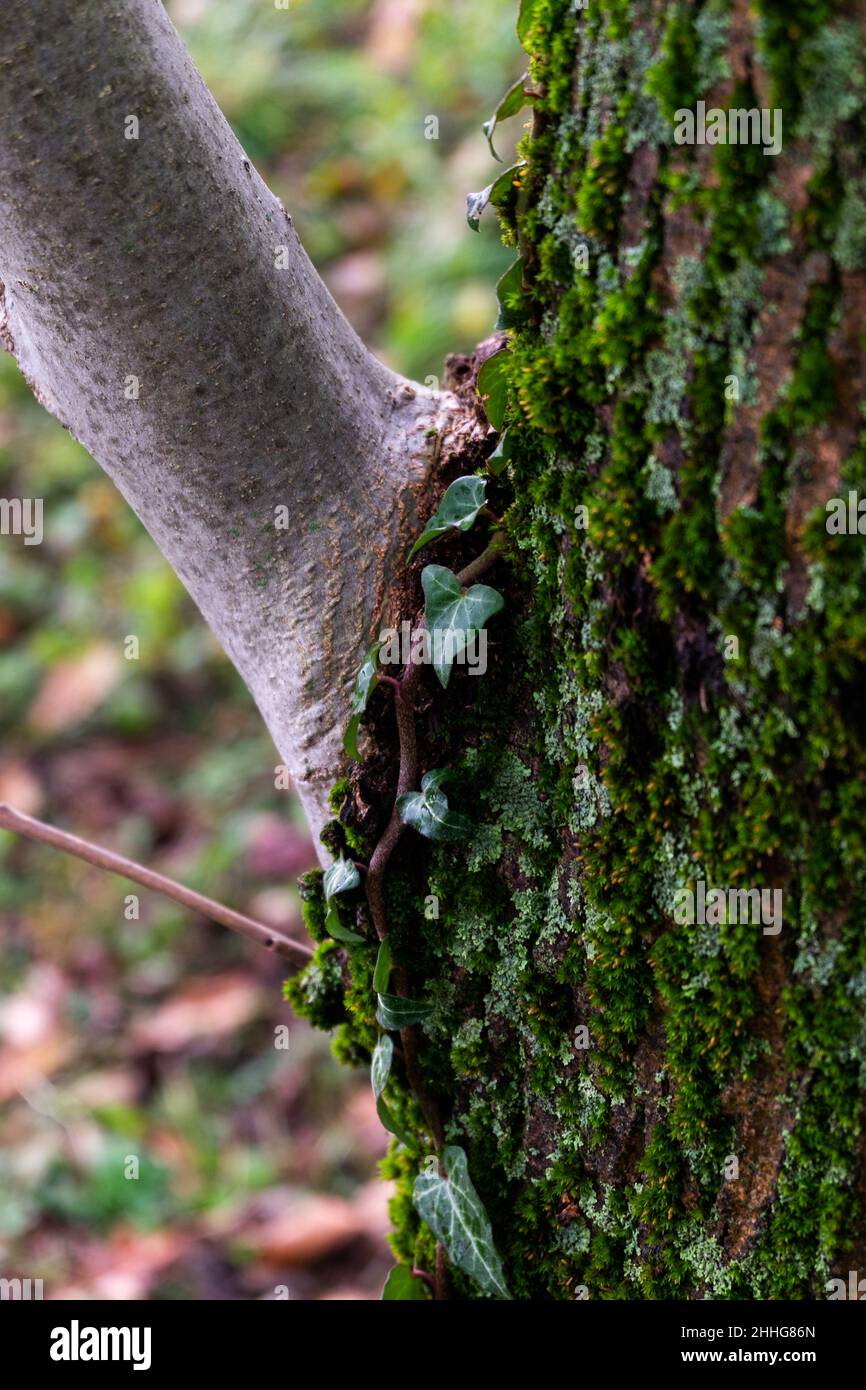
[482,73,530,162]
[373,938,393,993]
[371,1033,393,1099]
[324,903,365,945]
[323,855,361,900]
[487,427,514,476]
[409,476,487,559]
[344,716,362,761]
[381,1265,430,1301]
[421,565,504,689]
[517,0,541,47]
[323,856,364,942]
[476,348,510,430]
[376,992,434,1030]
[413,1145,511,1299]
[343,644,379,759]
[466,163,524,231]
[397,767,472,841]
[376,1096,416,1149]
[495,258,527,331]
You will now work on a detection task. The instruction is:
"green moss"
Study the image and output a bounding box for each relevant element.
[834,179,866,270]
[291,0,866,1299]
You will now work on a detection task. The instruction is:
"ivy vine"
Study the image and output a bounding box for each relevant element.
[336,472,510,1299]
[333,17,543,1298]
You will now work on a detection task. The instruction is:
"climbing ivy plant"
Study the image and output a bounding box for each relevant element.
[323,462,509,1298]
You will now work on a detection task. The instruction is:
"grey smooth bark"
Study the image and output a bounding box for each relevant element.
[0,0,458,847]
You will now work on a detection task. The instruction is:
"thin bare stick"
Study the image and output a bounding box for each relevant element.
[0,802,314,972]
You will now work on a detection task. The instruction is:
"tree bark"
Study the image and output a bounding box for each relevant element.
[0,0,457,847]
[289,0,866,1300]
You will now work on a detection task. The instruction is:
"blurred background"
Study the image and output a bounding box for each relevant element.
[0,0,522,1300]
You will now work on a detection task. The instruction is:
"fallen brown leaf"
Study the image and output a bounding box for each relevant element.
[242,1192,366,1265]
[130,971,263,1052]
[28,642,122,734]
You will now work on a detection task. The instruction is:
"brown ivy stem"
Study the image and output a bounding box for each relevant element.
[364,533,505,936]
[363,529,507,1159]
[455,530,507,586]
[0,802,314,972]
[366,664,444,1146]
[365,664,420,941]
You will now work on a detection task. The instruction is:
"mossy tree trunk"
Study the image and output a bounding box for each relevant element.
[292,0,866,1298]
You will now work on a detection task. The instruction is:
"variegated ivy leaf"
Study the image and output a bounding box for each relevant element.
[371,1033,393,1100]
[408,476,486,560]
[343,644,379,759]
[376,992,434,1031]
[482,73,531,162]
[323,855,360,900]
[413,1145,511,1300]
[421,565,504,689]
[396,768,471,841]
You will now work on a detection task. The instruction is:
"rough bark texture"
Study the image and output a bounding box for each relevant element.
[289,0,866,1299]
[0,0,457,845]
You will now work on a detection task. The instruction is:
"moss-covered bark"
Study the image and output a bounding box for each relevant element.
[288,0,866,1299]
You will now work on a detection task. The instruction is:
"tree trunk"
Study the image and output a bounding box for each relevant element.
[0,0,457,845]
[291,0,866,1299]
[4,0,866,1300]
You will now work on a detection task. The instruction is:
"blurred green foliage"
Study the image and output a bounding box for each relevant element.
[184,0,522,378]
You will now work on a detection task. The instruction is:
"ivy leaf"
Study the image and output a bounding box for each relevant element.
[371,1033,393,1100]
[343,644,379,759]
[409,476,487,560]
[487,426,514,476]
[376,992,434,1030]
[325,903,365,945]
[323,855,360,899]
[466,185,492,234]
[413,1145,511,1300]
[466,163,524,231]
[376,1096,416,1150]
[323,859,364,942]
[373,938,392,993]
[381,1266,430,1301]
[421,565,504,689]
[495,258,527,331]
[517,0,541,47]
[397,768,472,841]
[476,348,510,430]
[483,73,530,162]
